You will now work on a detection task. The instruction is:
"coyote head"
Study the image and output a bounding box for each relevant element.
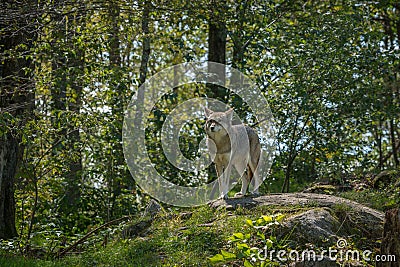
[204,107,233,137]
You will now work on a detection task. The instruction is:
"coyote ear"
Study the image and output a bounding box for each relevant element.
[204,107,213,117]
[225,108,234,120]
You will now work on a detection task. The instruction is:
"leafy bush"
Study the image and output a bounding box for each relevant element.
[209,213,286,267]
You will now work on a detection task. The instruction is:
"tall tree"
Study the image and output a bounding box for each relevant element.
[130,0,151,192]
[381,3,400,168]
[134,0,151,130]
[65,2,85,209]
[207,0,227,102]
[0,0,37,239]
[106,0,132,220]
[49,1,85,212]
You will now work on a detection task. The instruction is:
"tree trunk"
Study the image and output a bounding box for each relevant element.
[374,121,384,171]
[389,119,399,167]
[134,0,151,130]
[207,0,227,102]
[282,157,292,193]
[107,0,125,220]
[131,0,151,138]
[0,0,36,239]
[138,0,151,88]
[50,1,84,211]
[378,208,400,267]
[68,1,86,204]
[0,137,19,239]
[282,116,300,193]
[65,41,84,210]
[131,0,152,183]
[208,18,226,67]
[231,0,247,72]
[380,6,400,169]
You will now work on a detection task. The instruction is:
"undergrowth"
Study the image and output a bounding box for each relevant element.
[0,205,289,267]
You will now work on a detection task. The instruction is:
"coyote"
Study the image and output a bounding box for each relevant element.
[204,107,261,199]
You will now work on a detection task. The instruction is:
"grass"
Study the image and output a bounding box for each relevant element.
[339,187,400,211]
[1,206,282,267]
[0,256,40,267]
[1,189,392,267]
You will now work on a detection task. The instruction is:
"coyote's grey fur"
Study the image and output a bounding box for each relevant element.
[204,107,261,199]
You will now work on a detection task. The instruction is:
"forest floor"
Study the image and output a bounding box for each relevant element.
[1,191,392,267]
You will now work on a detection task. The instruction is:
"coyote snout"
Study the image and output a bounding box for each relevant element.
[204,107,261,199]
[207,120,222,133]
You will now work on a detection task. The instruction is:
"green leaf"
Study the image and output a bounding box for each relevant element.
[209,254,224,263]
[221,250,236,260]
[262,215,273,223]
[256,218,264,225]
[256,231,265,240]
[246,219,254,227]
[237,243,250,250]
[244,259,254,267]
[266,239,273,249]
[232,232,244,240]
[275,213,285,222]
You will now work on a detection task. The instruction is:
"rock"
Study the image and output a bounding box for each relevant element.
[121,219,153,239]
[281,208,375,267]
[302,184,337,194]
[122,199,162,239]
[210,193,385,267]
[210,193,384,241]
[279,208,339,245]
[210,193,384,229]
[144,199,162,218]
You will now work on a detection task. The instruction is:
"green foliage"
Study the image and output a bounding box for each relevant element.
[210,214,286,266]
[1,0,400,262]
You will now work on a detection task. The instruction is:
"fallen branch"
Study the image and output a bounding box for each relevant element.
[58,215,131,258]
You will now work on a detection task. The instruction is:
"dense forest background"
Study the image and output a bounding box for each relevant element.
[0,0,399,258]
